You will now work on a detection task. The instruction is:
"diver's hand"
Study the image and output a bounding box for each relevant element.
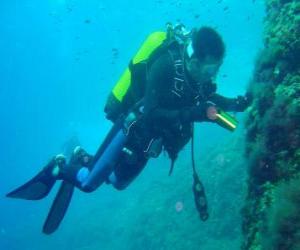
[205,101,218,120]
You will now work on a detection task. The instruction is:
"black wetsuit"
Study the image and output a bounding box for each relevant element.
[113,45,248,186]
[142,45,246,160]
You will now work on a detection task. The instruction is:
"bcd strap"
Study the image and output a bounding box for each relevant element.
[168,158,175,176]
[168,46,186,98]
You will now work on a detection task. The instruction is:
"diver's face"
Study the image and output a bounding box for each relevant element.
[186,56,222,83]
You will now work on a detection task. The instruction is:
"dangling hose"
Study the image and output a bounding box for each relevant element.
[191,124,209,221]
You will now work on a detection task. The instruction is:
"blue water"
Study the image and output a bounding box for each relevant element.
[0,1,265,249]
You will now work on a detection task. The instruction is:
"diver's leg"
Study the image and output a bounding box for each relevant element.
[58,146,94,189]
[107,152,148,190]
[107,136,163,190]
[6,145,95,199]
[76,126,128,192]
[34,120,127,194]
[7,116,134,197]
[57,125,128,193]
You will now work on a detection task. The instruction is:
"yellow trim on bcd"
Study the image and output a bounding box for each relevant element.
[112,32,167,102]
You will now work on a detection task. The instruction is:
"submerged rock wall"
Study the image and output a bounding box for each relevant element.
[242,0,300,249]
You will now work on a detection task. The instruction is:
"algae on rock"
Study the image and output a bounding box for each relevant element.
[242,0,300,249]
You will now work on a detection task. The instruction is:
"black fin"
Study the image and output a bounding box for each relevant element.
[6,170,56,200]
[43,181,74,234]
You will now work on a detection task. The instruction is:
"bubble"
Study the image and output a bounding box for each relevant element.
[175,201,184,212]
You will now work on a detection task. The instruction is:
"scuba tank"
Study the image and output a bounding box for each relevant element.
[104,31,167,122]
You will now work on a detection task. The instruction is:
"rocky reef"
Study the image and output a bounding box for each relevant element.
[242,0,300,249]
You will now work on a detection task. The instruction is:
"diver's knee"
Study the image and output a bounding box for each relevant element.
[80,185,97,193]
[108,172,130,190]
[112,182,129,191]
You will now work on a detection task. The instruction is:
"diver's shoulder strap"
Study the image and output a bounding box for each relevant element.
[168,157,176,176]
[167,44,186,98]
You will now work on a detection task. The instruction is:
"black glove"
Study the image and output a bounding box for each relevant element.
[235,95,251,112]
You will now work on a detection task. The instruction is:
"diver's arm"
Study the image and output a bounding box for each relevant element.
[209,93,250,112]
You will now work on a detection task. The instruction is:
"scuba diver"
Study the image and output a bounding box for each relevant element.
[6,23,251,234]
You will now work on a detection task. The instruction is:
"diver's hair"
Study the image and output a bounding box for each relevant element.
[192,27,225,61]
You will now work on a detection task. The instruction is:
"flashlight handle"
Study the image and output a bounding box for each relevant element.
[215,108,239,132]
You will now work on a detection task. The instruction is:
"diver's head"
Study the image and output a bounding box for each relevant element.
[185,27,225,83]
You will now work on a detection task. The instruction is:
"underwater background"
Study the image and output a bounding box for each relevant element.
[0,0,275,249]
